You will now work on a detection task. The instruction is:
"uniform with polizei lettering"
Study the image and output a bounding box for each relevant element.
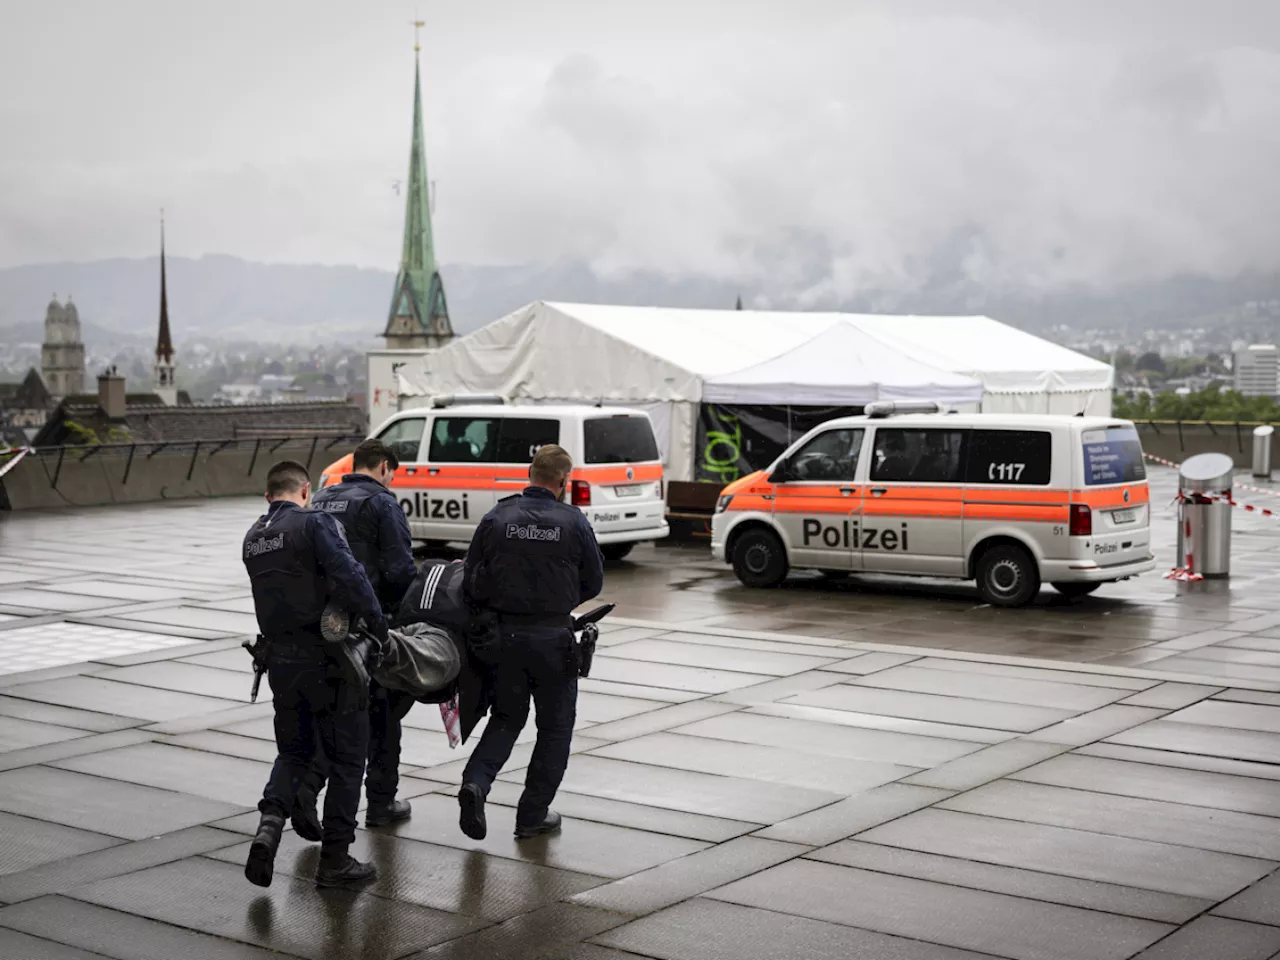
[459,484,604,831]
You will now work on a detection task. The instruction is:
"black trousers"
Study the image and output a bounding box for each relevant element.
[462,627,578,826]
[260,650,369,851]
[302,683,415,808]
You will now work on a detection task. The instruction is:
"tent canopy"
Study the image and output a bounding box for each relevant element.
[702,320,982,406]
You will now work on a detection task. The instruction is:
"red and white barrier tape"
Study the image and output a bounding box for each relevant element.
[1144,453,1180,470]
[1144,452,1280,499]
[1165,508,1204,581]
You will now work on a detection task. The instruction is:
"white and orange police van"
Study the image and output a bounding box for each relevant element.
[711,402,1155,606]
[319,398,668,561]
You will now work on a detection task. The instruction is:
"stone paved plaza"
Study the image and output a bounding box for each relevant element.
[5,468,1280,958]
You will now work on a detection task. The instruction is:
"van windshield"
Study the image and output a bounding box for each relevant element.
[1082,424,1147,486]
[584,416,659,464]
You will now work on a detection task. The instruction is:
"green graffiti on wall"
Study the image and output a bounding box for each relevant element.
[701,409,743,483]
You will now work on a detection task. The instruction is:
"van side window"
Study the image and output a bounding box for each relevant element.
[494,418,561,463]
[966,430,1052,485]
[429,417,497,463]
[871,429,966,483]
[375,417,427,464]
[584,416,660,464]
[785,429,864,482]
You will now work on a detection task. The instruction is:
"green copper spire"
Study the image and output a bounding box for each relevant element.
[384,43,452,348]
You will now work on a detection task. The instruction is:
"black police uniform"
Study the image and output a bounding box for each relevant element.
[308,473,418,818]
[459,485,604,831]
[243,500,384,871]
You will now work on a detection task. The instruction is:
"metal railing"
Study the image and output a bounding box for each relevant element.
[1132,419,1280,455]
[0,433,364,491]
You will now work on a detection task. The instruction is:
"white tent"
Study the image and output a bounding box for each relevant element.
[397,301,1113,481]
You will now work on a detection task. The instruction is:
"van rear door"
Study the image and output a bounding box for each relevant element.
[1076,423,1151,567]
[577,413,665,537]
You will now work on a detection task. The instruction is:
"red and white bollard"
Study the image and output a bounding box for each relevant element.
[1166,495,1205,582]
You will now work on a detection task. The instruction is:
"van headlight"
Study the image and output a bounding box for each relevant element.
[715,495,734,513]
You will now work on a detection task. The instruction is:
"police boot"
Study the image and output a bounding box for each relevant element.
[515,810,563,840]
[244,813,285,887]
[458,783,487,840]
[365,798,412,827]
[314,848,378,889]
[291,785,322,843]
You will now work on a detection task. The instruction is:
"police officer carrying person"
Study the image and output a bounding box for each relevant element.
[457,444,604,841]
[291,439,419,838]
[242,460,388,889]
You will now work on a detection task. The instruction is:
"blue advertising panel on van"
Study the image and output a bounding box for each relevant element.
[1082,425,1147,485]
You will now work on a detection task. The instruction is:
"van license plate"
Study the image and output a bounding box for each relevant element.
[615,485,643,497]
[1112,508,1137,524]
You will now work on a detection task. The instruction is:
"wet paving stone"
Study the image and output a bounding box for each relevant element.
[66,857,486,960]
[1132,915,1280,960]
[670,711,986,767]
[207,829,605,922]
[941,779,1280,859]
[379,793,708,879]
[0,928,113,960]
[0,716,90,753]
[856,807,1275,900]
[571,836,806,916]
[0,826,239,905]
[1167,698,1280,734]
[590,731,919,794]
[1009,753,1280,818]
[1214,870,1280,926]
[108,605,261,635]
[749,700,1016,743]
[0,810,120,878]
[707,858,1171,960]
[1076,741,1280,781]
[1118,682,1222,710]
[0,766,243,840]
[602,637,838,676]
[1107,719,1280,764]
[906,657,1154,690]
[786,683,1077,732]
[810,840,1211,925]
[850,664,1133,712]
[1021,704,1166,747]
[408,902,627,960]
[52,740,272,808]
[0,675,236,723]
[757,783,951,847]
[904,739,1069,791]
[88,661,260,702]
[595,896,998,960]
[576,699,741,743]
[588,657,768,694]
[548,755,843,824]
[711,671,848,707]
[0,730,157,774]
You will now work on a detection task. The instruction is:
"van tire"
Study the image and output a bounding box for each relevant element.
[731,528,788,588]
[1052,582,1102,600]
[976,544,1040,607]
[601,543,635,564]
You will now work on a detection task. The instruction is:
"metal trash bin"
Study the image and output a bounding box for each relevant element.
[1253,425,1274,479]
[1176,452,1233,579]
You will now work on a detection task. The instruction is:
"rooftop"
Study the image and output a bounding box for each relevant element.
[3,467,1280,958]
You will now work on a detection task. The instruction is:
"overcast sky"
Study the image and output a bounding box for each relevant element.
[2,0,1279,299]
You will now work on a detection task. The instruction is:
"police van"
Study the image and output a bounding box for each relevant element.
[319,399,668,561]
[711,403,1155,606]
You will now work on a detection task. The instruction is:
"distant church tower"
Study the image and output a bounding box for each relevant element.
[41,296,86,399]
[382,28,453,350]
[153,216,178,405]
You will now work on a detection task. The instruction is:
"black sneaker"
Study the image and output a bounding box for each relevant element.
[314,854,378,888]
[514,810,562,839]
[244,813,284,888]
[291,787,322,843]
[365,798,412,827]
[458,783,487,840]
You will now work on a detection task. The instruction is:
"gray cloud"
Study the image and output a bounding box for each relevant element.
[2,0,1279,305]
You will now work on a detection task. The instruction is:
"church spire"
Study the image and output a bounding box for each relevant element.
[382,31,452,349]
[153,212,178,405]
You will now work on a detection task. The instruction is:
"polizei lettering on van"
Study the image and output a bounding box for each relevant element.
[802,519,910,551]
[506,523,562,542]
[398,492,471,521]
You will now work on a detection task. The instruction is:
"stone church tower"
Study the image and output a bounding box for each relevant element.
[153,218,178,405]
[382,38,454,350]
[41,296,86,399]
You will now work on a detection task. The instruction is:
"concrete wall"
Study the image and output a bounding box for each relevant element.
[0,438,361,511]
[1135,422,1279,472]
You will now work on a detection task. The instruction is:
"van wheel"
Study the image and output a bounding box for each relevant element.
[976,544,1040,607]
[1053,582,1101,600]
[732,529,788,588]
[601,543,635,564]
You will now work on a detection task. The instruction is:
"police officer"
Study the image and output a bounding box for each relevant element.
[242,460,387,889]
[456,444,604,840]
[293,439,419,836]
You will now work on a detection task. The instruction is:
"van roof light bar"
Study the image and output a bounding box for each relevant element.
[431,394,506,408]
[864,401,942,419]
